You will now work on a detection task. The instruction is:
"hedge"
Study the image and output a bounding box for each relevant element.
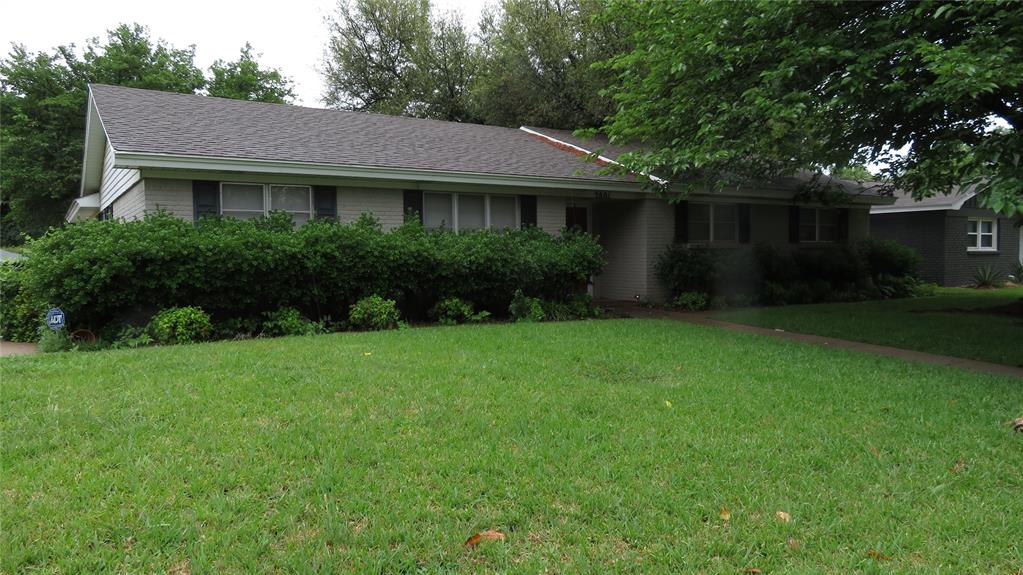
[9,212,605,336]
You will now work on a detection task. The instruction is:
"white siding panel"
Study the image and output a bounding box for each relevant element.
[145,178,194,221]
[99,143,141,209]
[339,187,404,230]
[111,180,145,220]
[643,199,675,302]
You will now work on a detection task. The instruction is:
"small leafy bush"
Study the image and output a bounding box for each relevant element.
[431,297,490,326]
[670,291,709,311]
[110,325,154,349]
[910,281,938,298]
[655,244,717,297]
[148,306,213,345]
[349,295,400,330]
[509,289,545,322]
[540,293,600,321]
[261,307,323,337]
[859,239,920,279]
[972,265,1004,288]
[0,261,43,342]
[37,328,71,353]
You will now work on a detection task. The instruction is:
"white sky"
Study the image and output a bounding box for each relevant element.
[1,0,490,106]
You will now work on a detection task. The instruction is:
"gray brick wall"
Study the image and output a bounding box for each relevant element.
[943,208,1020,286]
[871,211,946,283]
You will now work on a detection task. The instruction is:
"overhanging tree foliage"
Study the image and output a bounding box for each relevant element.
[599,0,1023,215]
[0,24,295,242]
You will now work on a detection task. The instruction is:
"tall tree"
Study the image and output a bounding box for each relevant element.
[598,1,1023,215]
[471,0,625,130]
[322,0,478,121]
[207,43,295,103]
[0,24,295,241]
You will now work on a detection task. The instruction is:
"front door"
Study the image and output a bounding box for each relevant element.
[566,206,588,232]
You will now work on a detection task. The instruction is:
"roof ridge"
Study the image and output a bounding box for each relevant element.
[88,83,534,134]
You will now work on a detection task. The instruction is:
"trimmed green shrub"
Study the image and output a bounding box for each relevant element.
[349,295,399,330]
[430,297,489,326]
[509,289,545,322]
[20,213,605,333]
[655,244,717,297]
[670,292,709,311]
[858,239,920,279]
[149,306,213,345]
[261,307,323,337]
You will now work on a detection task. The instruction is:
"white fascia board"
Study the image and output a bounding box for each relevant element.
[871,205,953,214]
[518,126,668,186]
[114,151,651,193]
[79,91,108,196]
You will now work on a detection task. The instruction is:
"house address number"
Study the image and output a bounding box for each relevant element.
[594,191,610,200]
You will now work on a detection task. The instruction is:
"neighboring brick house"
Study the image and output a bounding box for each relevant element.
[66,84,894,302]
[871,190,1022,286]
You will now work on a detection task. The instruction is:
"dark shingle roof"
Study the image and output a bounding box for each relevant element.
[90,84,637,184]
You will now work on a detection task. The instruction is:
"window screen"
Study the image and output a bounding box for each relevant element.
[458,195,485,230]
[424,193,453,229]
[489,196,517,230]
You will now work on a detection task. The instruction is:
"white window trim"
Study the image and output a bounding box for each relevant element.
[424,192,520,232]
[219,182,313,221]
[688,202,738,244]
[967,217,998,252]
[800,207,839,244]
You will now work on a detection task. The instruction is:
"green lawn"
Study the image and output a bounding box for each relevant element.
[3,320,1021,573]
[714,287,1023,367]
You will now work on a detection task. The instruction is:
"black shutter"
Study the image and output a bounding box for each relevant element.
[403,190,423,223]
[836,208,850,242]
[313,186,337,220]
[738,204,751,244]
[674,201,689,243]
[788,205,801,243]
[193,180,219,222]
[520,194,537,227]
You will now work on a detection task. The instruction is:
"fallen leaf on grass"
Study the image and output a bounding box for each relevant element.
[363,352,372,356]
[775,511,791,523]
[786,538,801,551]
[1011,417,1023,432]
[719,506,731,522]
[867,550,892,561]
[950,458,965,473]
[744,568,762,574]
[869,445,880,460]
[168,559,190,575]
[465,530,506,547]
[665,400,672,408]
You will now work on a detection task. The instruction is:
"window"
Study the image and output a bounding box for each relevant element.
[220,183,312,224]
[688,202,738,243]
[967,218,997,251]
[423,192,519,231]
[222,183,265,220]
[799,208,839,243]
[270,185,312,226]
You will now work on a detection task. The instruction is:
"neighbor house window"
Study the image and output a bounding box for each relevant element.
[799,208,838,243]
[967,217,997,251]
[423,192,519,231]
[688,202,738,243]
[220,183,313,224]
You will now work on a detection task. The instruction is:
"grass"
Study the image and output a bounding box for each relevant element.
[3,319,1022,573]
[714,287,1023,367]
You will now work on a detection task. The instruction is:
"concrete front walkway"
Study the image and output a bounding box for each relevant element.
[611,303,1023,379]
[0,340,37,357]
